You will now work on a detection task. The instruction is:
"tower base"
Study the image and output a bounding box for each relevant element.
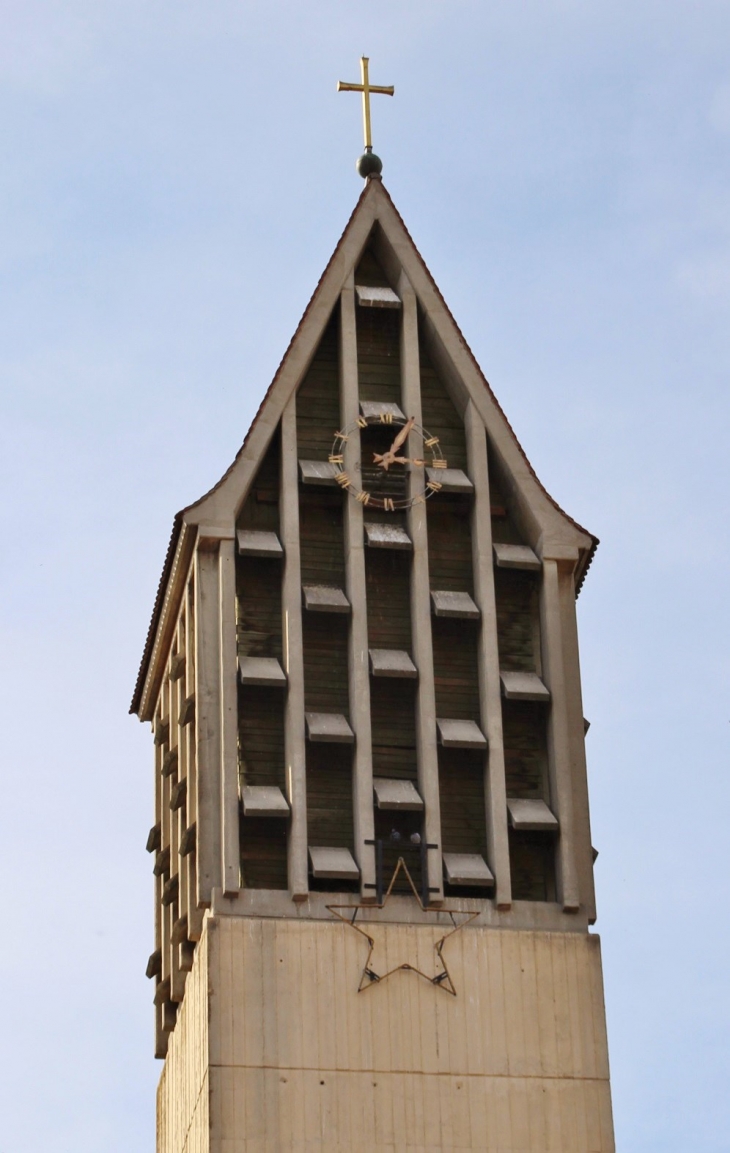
[157,913,614,1152]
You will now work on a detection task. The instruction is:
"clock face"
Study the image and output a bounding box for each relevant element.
[329,413,448,511]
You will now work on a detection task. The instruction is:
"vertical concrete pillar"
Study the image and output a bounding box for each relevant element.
[464,403,512,908]
[193,548,222,906]
[540,553,580,912]
[400,274,443,902]
[219,538,240,896]
[184,577,204,940]
[280,397,309,900]
[340,278,376,897]
[558,559,597,920]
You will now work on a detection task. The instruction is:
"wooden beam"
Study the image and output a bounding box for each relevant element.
[464,402,512,909]
[280,397,309,900]
[340,280,376,898]
[400,274,443,903]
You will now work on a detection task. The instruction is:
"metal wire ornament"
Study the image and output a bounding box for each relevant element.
[330,413,447,511]
[327,857,479,995]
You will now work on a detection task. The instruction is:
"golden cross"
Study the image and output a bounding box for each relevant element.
[337,56,394,151]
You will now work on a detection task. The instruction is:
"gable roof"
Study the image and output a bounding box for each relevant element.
[131,178,598,717]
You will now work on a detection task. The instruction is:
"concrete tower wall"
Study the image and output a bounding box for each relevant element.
[158,915,613,1152]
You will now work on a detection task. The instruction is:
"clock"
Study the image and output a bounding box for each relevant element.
[328,412,448,511]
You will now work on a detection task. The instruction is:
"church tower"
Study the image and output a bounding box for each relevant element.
[132,74,614,1151]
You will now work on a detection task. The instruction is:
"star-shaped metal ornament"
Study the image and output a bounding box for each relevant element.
[327,857,479,996]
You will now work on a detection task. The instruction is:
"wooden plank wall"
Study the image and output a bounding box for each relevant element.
[495,568,541,674]
[487,461,523,545]
[355,248,401,408]
[355,246,390,289]
[487,449,556,900]
[419,330,468,471]
[420,345,490,891]
[295,309,357,879]
[236,434,288,890]
[426,495,474,594]
[296,314,340,459]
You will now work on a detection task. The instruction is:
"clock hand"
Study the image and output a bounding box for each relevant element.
[389,416,415,455]
[390,456,425,466]
[374,417,416,470]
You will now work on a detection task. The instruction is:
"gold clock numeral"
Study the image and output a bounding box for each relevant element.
[329,454,344,465]
[427,480,443,493]
[431,459,448,469]
[379,412,393,424]
[335,472,351,488]
[412,493,426,505]
[356,490,371,505]
[334,431,349,442]
[383,497,395,512]
[424,436,440,448]
[357,417,368,429]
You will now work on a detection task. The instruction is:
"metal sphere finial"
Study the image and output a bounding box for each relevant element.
[356,147,383,179]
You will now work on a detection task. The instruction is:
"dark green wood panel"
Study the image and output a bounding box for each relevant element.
[487,451,523,544]
[238,685,285,790]
[237,434,280,532]
[366,549,411,649]
[418,328,467,471]
[495,568,539,672]
[426,495,473,594]
[236,432,283,665]
[366,545,414,805]
[432,618,480,721]
[302,613,349,715]
[502,700,549,799]
[299,490,346,586]
[296,312,341,460]
[355,246,391,288]
[238,681,288,891]
[240,818,288,890]
[236,558,282,660]
[509,831,556,902]
[306,744,354,848]
[503,697,553,902]
[438,749,488,856]
[356,307,401,405]
[371,678,417,781]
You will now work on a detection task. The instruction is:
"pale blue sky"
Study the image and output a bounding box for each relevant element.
[0,2,728,1150]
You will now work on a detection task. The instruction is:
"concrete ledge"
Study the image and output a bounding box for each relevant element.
[237,530,283,558]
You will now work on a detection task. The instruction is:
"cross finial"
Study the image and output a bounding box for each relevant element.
[337,56,394,179]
